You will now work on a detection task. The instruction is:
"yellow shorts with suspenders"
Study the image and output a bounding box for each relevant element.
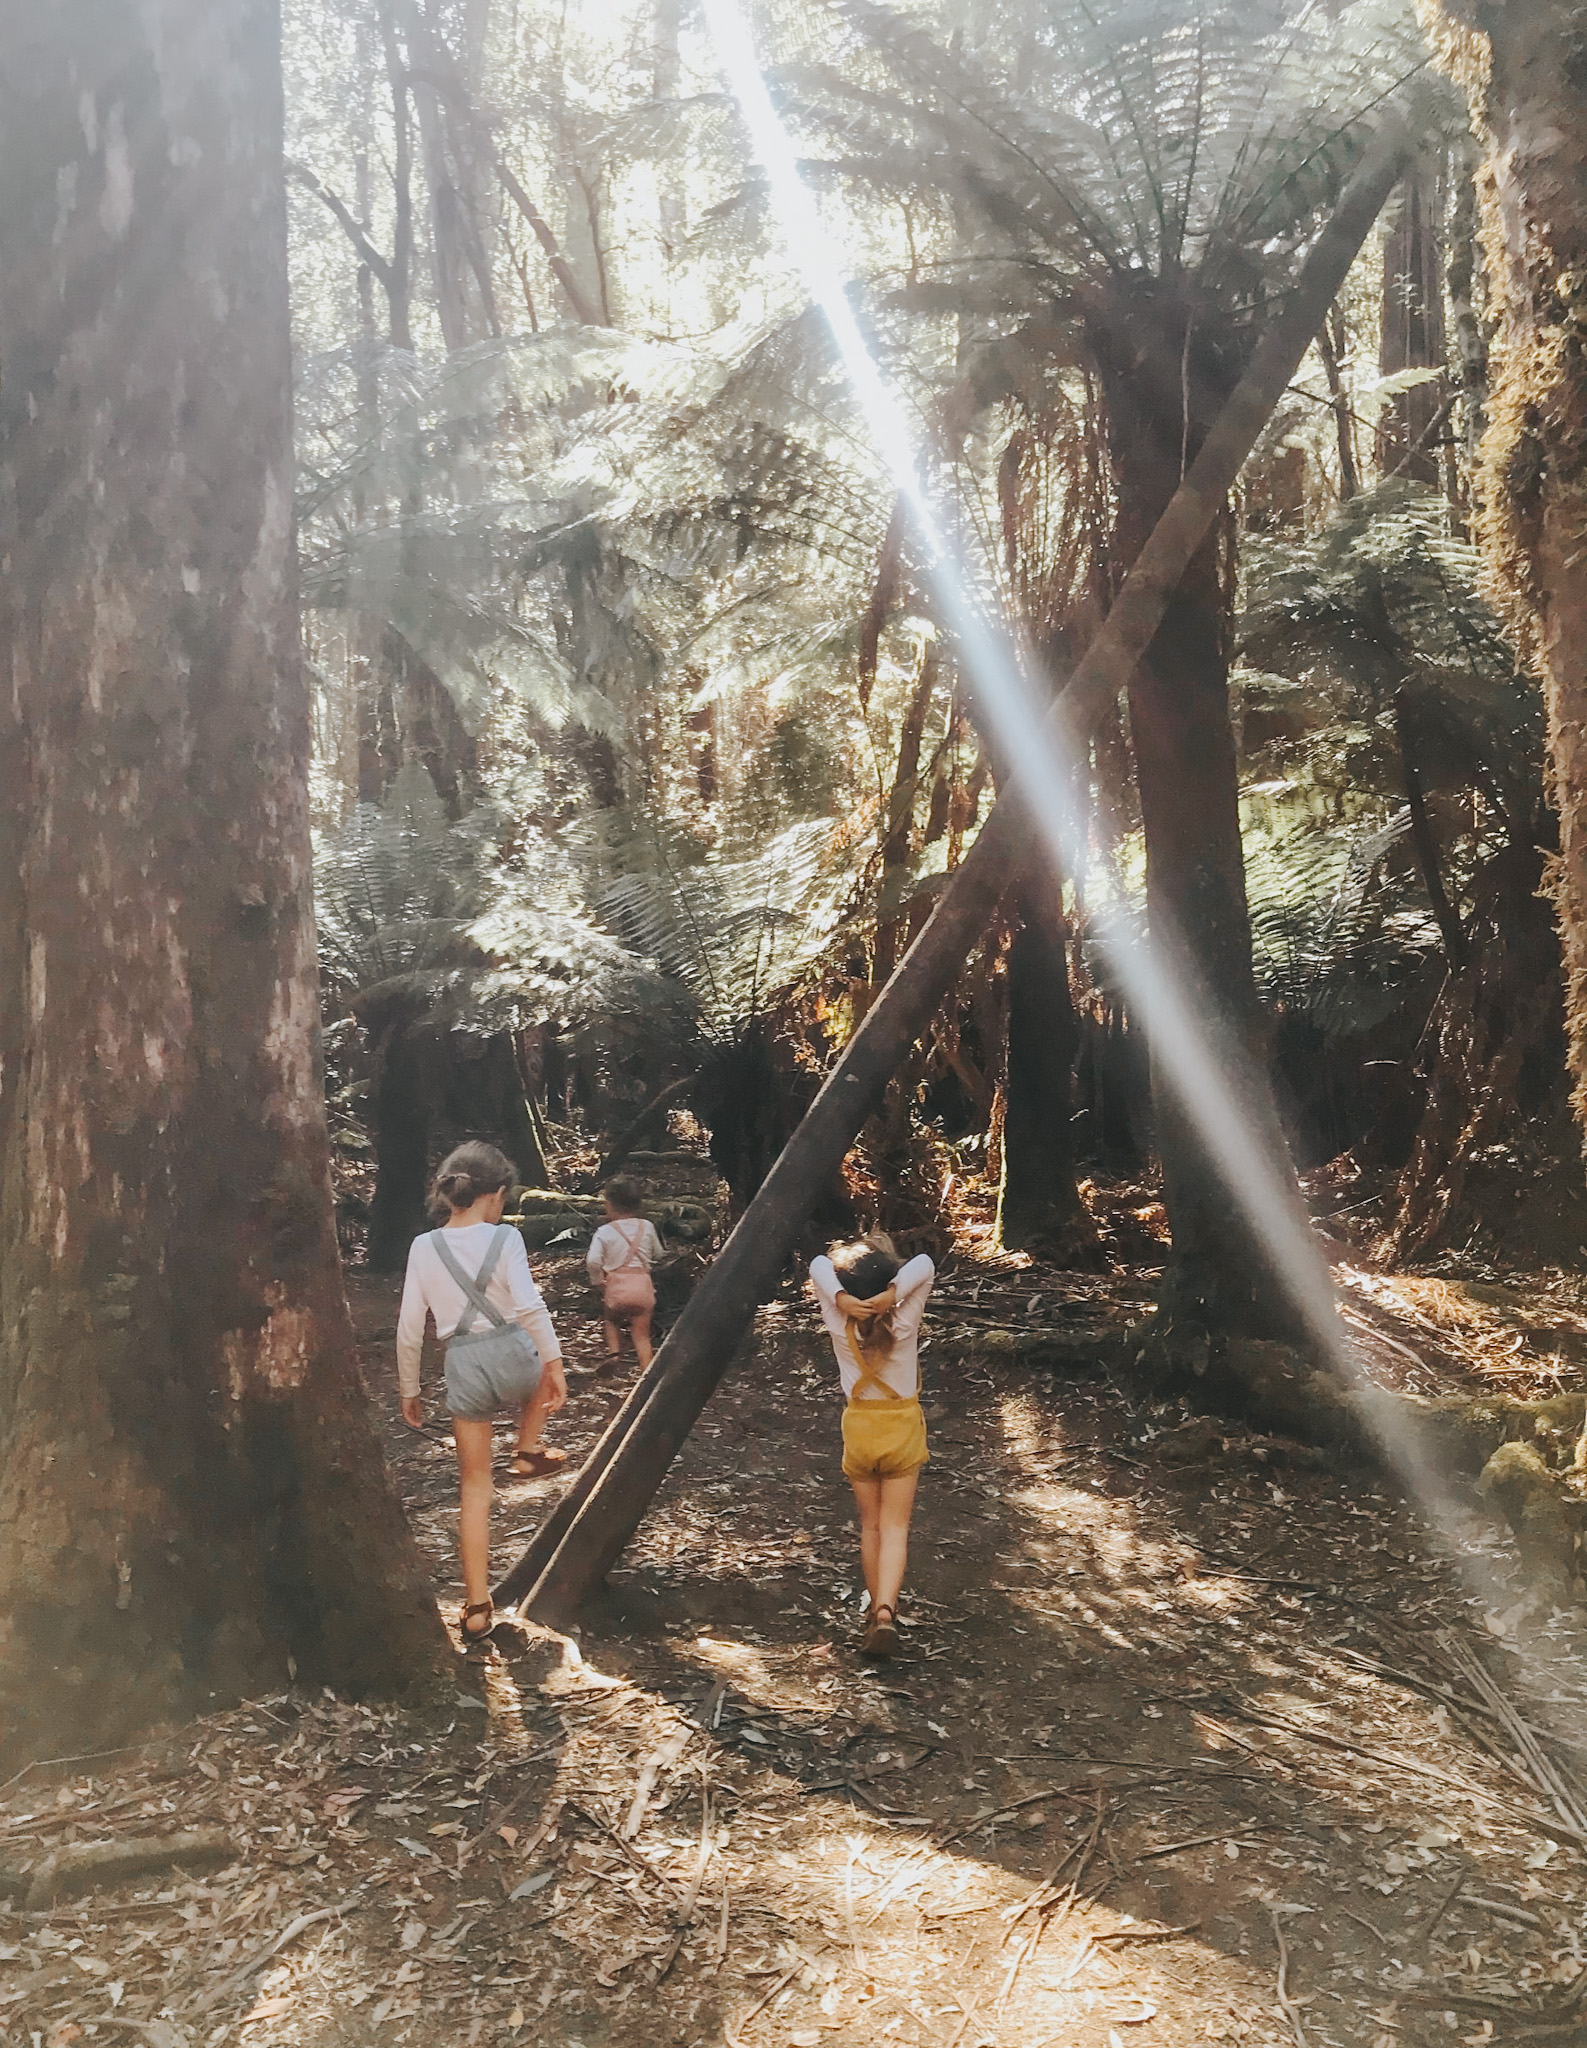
[840,1326,929,1481]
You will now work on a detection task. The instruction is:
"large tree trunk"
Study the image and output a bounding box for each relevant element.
[0,0,451,1754]
[995,879,1090,1253]
[1094,286,1307,1340]
[1425,1,1587,1180]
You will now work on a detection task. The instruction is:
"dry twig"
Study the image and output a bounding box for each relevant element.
[1268,1905,1308,2048]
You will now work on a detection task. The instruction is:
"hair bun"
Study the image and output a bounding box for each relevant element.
[427,1140,517,1220]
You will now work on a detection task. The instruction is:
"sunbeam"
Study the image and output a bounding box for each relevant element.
[700,0,1551,1666]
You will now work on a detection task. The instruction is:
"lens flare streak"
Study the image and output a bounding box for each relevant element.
[702,0,1495,1584]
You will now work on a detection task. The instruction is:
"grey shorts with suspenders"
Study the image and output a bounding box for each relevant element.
[431,1225,543,1419]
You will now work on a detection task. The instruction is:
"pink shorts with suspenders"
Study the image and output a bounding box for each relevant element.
[602,1218,656,1321]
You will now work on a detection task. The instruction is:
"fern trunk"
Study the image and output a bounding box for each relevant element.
[995,880,1089,1253]
[0,0,452,1755]
[364,1018,549,1269]
[1095,288,1307,1339]
[1378,157,1448,487]
[1426,0,1587,1191]
[366,1009,440,1269]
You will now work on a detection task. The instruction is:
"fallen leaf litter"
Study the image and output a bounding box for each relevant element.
[10,1172,1587,2046]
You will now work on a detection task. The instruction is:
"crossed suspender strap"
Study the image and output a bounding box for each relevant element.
[609,1219,645,1271]
[430,1224,512,1337]
[843,1321,908,1403]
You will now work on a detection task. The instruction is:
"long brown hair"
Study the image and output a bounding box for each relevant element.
[830,1232,903,1358]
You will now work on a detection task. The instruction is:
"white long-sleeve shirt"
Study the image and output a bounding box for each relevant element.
[808,1253,935,1401]
[396,1223,562,1399]
[586,1217,664,1283]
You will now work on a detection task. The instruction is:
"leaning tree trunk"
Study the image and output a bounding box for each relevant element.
[0,0,452,1755]
[1424,1,1587,1173]
[1094,287,1308,1342]
[502,124,1414,1625]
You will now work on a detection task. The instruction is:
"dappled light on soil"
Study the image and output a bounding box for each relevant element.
[19,1241,1587,2042]
[17,2,1587,2045]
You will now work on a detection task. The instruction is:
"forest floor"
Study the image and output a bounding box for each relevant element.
[12,1170,1587,2048]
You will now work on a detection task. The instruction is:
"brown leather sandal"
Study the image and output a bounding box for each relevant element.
[507,1447,568,1478]
[460,1598,495,1648]
[860,1604,899,1662]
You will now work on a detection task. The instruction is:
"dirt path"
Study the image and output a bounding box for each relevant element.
[8,1256,1587,2047]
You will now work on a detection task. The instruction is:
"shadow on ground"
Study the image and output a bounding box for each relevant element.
[348,1260,1587,2048]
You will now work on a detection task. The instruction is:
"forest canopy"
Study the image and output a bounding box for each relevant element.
[285,0,1556,1304]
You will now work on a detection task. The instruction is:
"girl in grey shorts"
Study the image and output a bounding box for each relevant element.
[396,1142,568,1646]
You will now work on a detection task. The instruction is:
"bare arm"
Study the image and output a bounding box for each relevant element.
[396,1244,429,1402]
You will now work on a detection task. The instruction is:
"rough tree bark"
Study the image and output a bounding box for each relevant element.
[1422,2,1587,1155]
[1093,284,1307,1341]
[0,0,452,1754]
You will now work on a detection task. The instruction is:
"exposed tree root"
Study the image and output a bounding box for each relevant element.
[1021,1312,1587,1606]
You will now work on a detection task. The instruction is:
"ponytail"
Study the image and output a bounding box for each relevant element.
[845,1302,898,1360]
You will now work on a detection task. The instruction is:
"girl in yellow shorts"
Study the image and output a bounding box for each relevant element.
[809,1234,935,1660]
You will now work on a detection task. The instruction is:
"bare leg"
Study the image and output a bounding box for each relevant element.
[513,1375,557,1459]
[850,1470,919,1616]
[452,1417,495,1632]
[850,1476,883,1610]
[631,1309,653,1369]
[601,1316,623,1365]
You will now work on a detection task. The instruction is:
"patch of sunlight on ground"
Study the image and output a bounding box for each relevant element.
[689,1633,772,1689]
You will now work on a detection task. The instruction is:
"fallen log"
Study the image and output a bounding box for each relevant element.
[499,113,1416,1630]
[25,1827,234,1907]
[507,1191,714,1247]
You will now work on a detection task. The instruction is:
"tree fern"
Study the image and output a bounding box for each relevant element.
[574,812,851,1041]
[1234,484,1543,1031]
[807,0,1434,312]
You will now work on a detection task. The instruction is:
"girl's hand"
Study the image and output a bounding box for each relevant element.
[544,1359,568,1413]
[401,1395,425,1430]
[834,1285,897,1316]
